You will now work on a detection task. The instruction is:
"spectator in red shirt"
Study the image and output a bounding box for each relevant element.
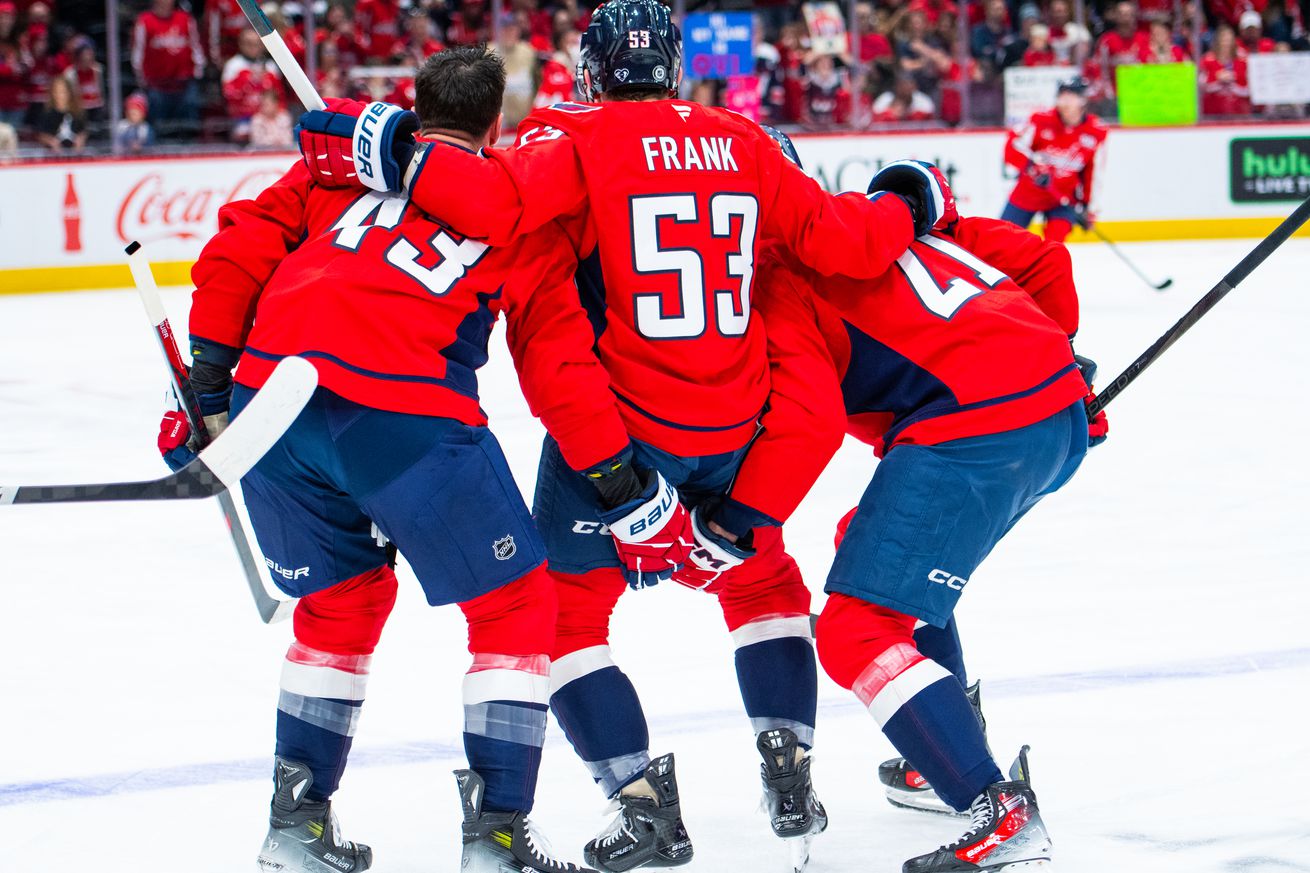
[1095,2,1151,73]
[393,9,445,67]
[1023,23,1059,64]
[871,73,936,121]
[205,0,245,69]
[63,36,104,124]
[0,38,24,128]
[1142,20,1187,60]
[323,2,366,69]
[1237,9,1278,51]
[534,25,578,107]
[1200,24,1251,115]
[222,28,281,142]
[132,0,203,131]
[0,0,17,47]
[356,0,402,61]
[446,0,490,46]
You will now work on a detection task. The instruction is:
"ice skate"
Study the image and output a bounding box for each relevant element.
[758,728,828,873]
[256,757,372,873]
[902,746,1052,873]
[584,753,693,872]
[880,681,988,816]
[457,769,596,873]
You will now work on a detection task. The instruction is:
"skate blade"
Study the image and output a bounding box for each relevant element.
[989,861,1052,872]
[785,832,815,873]
[884,788,967,818]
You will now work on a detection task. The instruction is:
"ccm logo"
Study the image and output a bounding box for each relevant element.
[266,558,310,580]
[928,568,967,590]
[572,521,612,535]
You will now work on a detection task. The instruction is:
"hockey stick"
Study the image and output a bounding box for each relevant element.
[1087,194,1310,417]
[234,0,325,111]
[0,356,316,505]
[127,242,296,624]
[1083,222,1173,291]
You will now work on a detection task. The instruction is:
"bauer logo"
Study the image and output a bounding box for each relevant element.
[265,559,309,580]
[1230,137,1310,202]
[493,535,517,561]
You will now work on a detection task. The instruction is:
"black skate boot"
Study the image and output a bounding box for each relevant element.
[902,746,1052,873]
[256,757,372,873]
[880,681,988,816]
[758,728,828,873]
[583,753,694,872]
[457,769,596,873]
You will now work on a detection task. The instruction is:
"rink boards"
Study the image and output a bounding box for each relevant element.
[1,119,1308,293]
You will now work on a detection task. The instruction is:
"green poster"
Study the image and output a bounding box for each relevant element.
[1116,62,1199,127]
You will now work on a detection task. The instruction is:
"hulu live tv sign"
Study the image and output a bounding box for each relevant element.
[1230,136,1310,202]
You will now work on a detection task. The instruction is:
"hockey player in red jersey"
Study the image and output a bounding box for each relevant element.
[751,133,1107,873]
[158,49,643,873]
[292,4,953,869]
[1002,76,1108,243]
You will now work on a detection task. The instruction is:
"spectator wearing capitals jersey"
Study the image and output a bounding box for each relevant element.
[871,73,935,121]
[1142,19,1187,61]
[21,23,56,125]
[1093,1,1150,77]
[131,0,203,132]
[1046,0,1091,65]
[222,28,282,143]
[204,0,245,68]
[63,36,104,126]
[1002,76,1107,242]
[392,9,445,69]
[1023,23,1058,65]
[533,26,579,107]
[1200,24,1252,115]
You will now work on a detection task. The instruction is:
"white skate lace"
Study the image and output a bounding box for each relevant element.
[521,818,567,869]
[944,795,994,849]
[596,802,637,850]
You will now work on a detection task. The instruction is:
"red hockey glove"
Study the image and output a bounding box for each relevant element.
[671,507,755,594]
[157,409,197,472]
[297,97,368,189]
[596,470,695,590]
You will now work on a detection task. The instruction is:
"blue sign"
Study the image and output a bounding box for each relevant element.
[683,12,754,79]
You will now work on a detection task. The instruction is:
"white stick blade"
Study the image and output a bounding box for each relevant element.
[198,356,318,487]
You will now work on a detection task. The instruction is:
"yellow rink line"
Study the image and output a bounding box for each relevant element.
[3,216,1310,294]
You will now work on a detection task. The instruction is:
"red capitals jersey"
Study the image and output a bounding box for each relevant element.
[190,158,629,473]
[1004,109,1107,212]
[749,217,1086,464]
[405,99,915,459]
[221,55,282,120]
[131,9,203,88]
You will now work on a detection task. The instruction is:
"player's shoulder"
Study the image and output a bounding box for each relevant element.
[1080,113,1108,138]
[1030,108,1058,125]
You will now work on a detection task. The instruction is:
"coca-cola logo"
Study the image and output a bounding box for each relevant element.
[115,168,287,245]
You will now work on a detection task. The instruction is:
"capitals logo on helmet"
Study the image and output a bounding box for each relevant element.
[576,0,683,101]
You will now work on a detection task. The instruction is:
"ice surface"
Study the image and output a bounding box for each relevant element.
[2,239,1308,872]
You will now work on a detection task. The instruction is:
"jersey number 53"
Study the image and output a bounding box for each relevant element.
[629,193,758,340]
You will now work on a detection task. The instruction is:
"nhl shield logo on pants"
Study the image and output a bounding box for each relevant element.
[493,535,517,561]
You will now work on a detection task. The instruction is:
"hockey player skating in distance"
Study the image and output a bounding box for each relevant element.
[160,47,655,873]
[751,132,1108,872]
[294,3,954,868]
[1001,76,1108,243]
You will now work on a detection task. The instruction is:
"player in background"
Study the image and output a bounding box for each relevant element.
[160,48,638,873]
[750,132,1107,872]
[292,5,954,869]
[1001,76,1108,243]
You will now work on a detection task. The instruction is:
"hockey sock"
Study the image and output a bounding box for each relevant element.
[276,566,396,801]
[1045,217,1074,243]
[462,653,551,812]
[551,644,652,796]
[732,614,818,748]
[460,567,557,813]
[912,616,968,687]
[816,594,1000,812]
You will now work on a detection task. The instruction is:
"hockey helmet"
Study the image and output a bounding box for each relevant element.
[1056,75,1089,98]
[761,124,803,170]
[576,0,682,101]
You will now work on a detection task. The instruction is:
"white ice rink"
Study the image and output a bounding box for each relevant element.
[2,238,1308,873]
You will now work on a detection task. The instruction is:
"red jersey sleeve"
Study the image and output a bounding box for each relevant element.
[1004,115,1038,173]
[501,223,630,472]
[406,132,588,246]
[190,160,312,349]
[728,250,846,525]
[760,141,917,281]
[950,216,1080,337]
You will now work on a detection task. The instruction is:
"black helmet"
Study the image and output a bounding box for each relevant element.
[1056,75,1089,97]
[760,124,803,170]
[576,0,682,101]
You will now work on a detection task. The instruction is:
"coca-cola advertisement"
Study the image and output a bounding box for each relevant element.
[0,152,296,286]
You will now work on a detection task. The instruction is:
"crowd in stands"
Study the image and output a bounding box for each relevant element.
[0,0,1306,156]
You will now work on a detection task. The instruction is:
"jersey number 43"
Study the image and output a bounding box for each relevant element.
[629,193,758,340]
